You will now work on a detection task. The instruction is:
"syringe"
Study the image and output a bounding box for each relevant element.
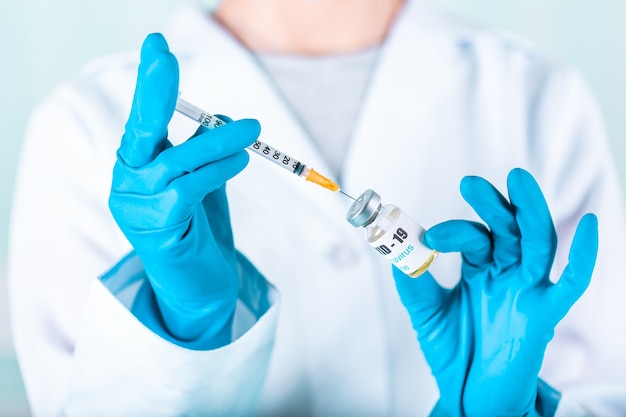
[175,95,340,192]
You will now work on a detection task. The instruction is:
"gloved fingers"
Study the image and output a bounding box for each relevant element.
[146,119,260,191]
[163,150,250,210]
[550,213,598,315]
[113,151,248,230]
[202,185,237,264]
[113,119,260,194]
[507,168,558,280]
[425,220,493,270]
[460,175,520,269]
[119,33,179,168]
[393,267,450,329]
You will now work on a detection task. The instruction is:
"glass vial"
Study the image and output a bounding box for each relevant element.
[346,189,437,277]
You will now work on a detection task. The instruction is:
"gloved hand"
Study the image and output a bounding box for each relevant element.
[109,33,261,349]
[393,168,598,417]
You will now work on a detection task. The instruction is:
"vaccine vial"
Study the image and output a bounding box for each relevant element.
[346,189,437,277]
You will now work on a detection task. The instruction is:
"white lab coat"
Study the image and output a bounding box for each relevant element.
[9,1,626,416]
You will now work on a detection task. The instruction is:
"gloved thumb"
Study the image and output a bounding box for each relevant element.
[120,33,180,168]
[393,267,449,330]
[424,220,493,270]
[550,213,598,316]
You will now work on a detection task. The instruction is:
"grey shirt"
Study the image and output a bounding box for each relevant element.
[257,47,380,179]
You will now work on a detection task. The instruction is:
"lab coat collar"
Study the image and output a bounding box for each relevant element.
[342,0,471,200]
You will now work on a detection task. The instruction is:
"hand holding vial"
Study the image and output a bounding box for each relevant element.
[390,168,598,417]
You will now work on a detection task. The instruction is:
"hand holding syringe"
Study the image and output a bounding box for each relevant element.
[175,95,343,193]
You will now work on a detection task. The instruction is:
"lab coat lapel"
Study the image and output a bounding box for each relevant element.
[342,1,469,218]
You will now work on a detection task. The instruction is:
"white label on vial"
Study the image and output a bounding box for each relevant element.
[369,211,433,273]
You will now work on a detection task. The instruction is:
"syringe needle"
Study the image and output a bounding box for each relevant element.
[339,190,356,200]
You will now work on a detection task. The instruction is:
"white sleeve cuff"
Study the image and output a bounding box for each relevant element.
[66,251,280,416]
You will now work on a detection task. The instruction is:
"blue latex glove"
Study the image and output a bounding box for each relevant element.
[393,168,598,417]
[109,33,261,349]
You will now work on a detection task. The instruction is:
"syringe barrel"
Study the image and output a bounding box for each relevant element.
[175,97,227,129]
[175,96,304,175]
[247,140,305,175]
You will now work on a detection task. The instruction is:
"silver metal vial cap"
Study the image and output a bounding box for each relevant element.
[347,189,382,227]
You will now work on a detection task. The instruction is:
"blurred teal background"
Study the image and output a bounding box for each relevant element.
[1,0,625,415]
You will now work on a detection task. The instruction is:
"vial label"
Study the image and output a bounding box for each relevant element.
[369,211,433,274]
